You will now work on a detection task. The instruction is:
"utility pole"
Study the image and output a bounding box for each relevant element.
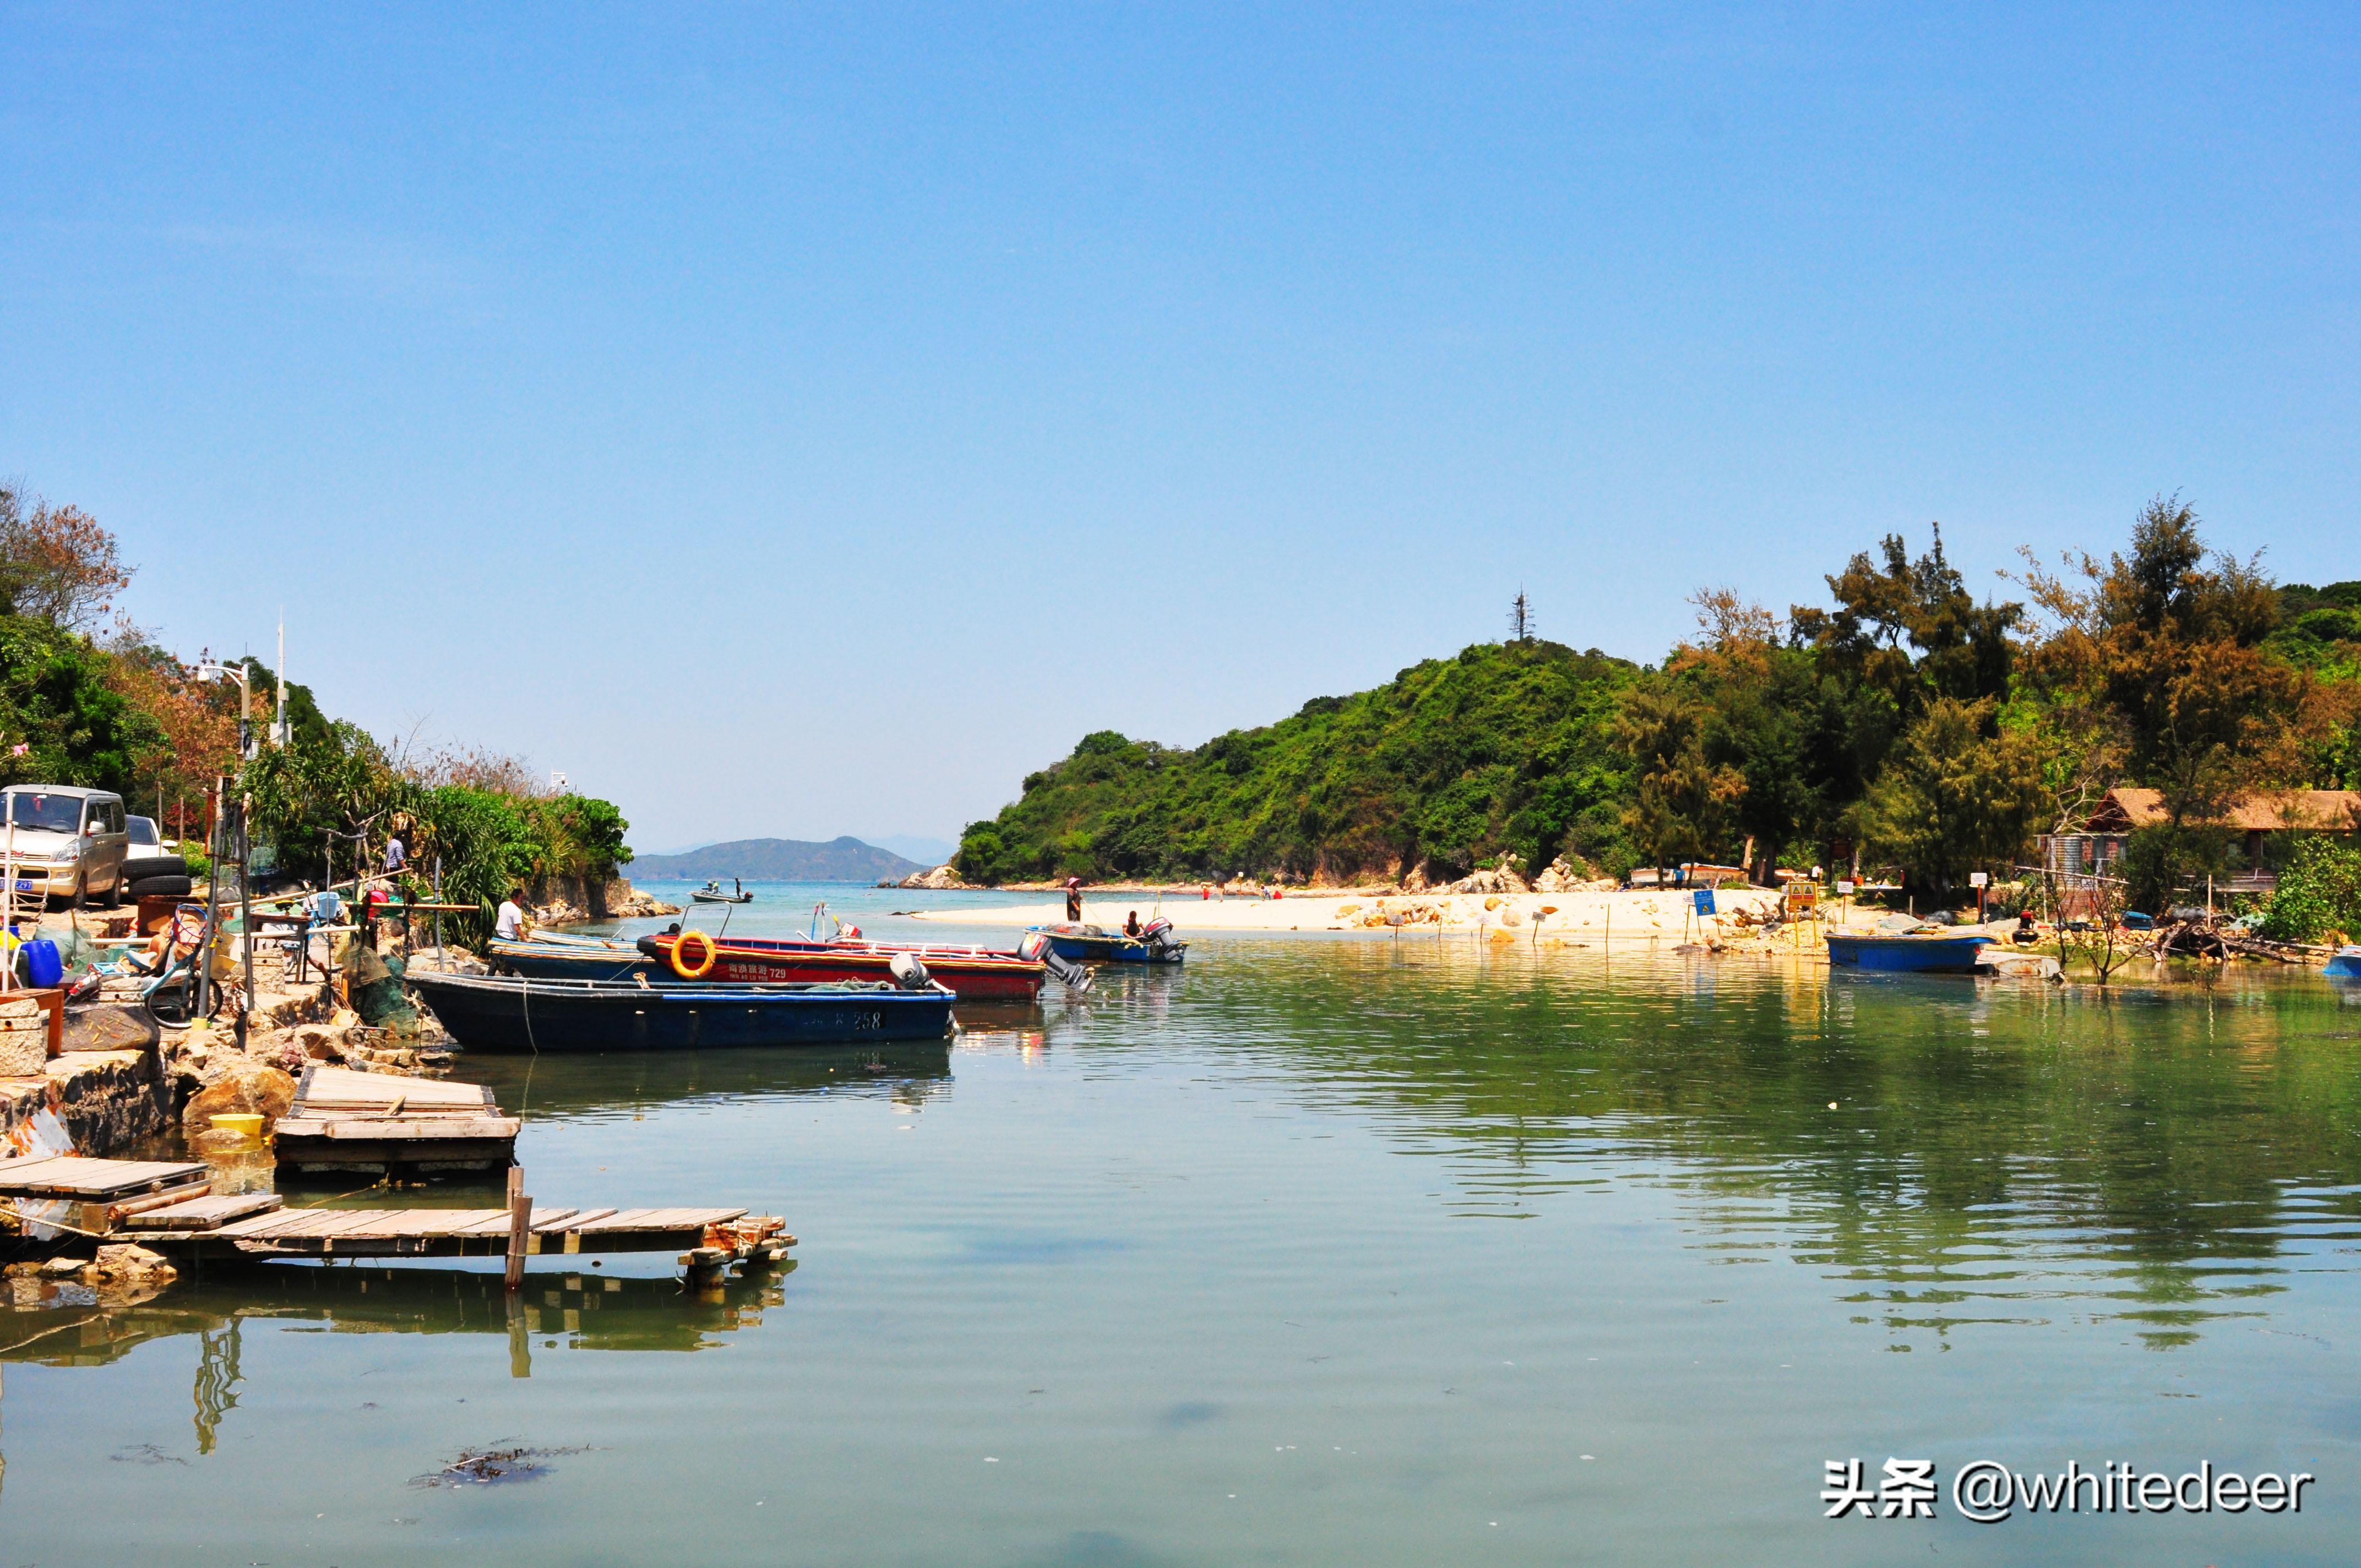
[275,613,287,747]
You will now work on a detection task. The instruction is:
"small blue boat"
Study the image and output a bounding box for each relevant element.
[1026,919,1188,965]
[2327,947,2361,981]
[1826,933,1995,973]
[407,970,954,1053]
[488,935,650,982]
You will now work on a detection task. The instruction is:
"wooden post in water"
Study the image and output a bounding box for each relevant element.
[504,1164,530,1292]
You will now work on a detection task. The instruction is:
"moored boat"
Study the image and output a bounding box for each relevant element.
[406,968,954,1053]
[636,929,1065,999]
[1027,918,1188,965]
[690,880,755,903]
[488,933,650,982]
[1826,932,1994,973]
[2327,946,2361,980]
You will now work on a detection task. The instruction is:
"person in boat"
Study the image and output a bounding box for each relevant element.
[496,887,529,943]
[1065,877,1083,922]
[1124,910,1142,938]
[734,878,742,897]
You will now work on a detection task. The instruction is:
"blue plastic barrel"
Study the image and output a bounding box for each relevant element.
[21,938,63,989]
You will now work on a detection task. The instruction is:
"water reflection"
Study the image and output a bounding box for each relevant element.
[462,1040,955,1120]
[1179,941,2361,1347]
[0,1259,793,1467]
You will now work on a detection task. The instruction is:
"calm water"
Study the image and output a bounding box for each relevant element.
[5,880,2360,1564]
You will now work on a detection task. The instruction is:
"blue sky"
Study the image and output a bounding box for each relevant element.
[4,5,2355,856]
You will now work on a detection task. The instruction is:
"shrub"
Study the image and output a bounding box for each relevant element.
[2257,837,2361,943]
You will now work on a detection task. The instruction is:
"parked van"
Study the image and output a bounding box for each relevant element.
[0,786,132,907]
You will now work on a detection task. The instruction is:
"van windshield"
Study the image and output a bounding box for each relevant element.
[4,794,85,833]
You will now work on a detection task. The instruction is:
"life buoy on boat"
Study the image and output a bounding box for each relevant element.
[671,929,718,979]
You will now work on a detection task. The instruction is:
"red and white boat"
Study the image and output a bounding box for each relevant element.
[632,929,1073,1000]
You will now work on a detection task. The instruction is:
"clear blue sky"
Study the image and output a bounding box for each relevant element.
[4,5,2355,856]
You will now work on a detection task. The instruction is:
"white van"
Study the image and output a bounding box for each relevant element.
[0,786,132,907]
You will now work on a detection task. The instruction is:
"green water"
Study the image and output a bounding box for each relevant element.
[5,922,2360,1565]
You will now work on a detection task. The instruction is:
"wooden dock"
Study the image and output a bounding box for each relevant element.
[0,1153,790,1283]
[0,1154,214,1234]
[273,1065,520,1177]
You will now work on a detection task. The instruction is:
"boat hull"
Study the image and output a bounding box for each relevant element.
[1826,934,1994,973]
[638,933,1047,1000]
[489,938,650,983]
[407,971,955,1053]
[1027,924,1188,965]
[2327,949,2361,980]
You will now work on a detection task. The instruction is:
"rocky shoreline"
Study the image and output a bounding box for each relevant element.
[898,853,1619,899]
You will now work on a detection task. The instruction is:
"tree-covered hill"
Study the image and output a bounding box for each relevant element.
[958,498,2361,903]
[955,640,1636,886]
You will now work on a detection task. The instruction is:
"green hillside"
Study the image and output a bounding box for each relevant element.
[955,640,1636,886]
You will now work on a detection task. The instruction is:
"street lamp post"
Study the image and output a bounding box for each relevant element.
[195,661,257,760]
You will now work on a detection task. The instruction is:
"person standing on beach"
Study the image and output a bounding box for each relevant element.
[1065,877,1084,922]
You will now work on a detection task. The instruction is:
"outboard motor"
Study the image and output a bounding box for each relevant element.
[1140,917,1178,952]
[1020,931,1094,993]
[889,951,932,990]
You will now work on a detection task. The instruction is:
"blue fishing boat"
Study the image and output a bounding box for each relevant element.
[1026,919,1188,965]
[2327,947,2361,980]
[406,969,954,1053]
[488,934,651,982]
[1826,932,1995,973]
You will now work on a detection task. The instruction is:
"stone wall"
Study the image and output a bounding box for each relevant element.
[1,1047,170,1156]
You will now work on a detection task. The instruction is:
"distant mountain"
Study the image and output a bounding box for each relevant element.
[628,837,927,883]
[866,834,956,868]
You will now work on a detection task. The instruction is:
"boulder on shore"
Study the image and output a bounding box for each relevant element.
[1443,860,1530,896]
[899,864,970,890]
[181,1060,297,1138]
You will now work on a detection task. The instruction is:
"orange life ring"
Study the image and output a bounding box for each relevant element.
[671,929,718,979]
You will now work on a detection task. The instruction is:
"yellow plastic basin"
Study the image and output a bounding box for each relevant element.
[209,1113,265,1138]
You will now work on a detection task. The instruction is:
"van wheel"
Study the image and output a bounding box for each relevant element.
[103,875,122,908]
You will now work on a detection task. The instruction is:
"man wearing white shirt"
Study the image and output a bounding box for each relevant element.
[495,889,527,942]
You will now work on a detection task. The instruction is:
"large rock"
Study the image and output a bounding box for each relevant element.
[62,1005,159,1055]
[602,878,680,918]
[94,1244,177,1284]
[1532,856,1580,893]
[181,1059,297,1138]
[1443,862,1530,896]
[899,863,970,890]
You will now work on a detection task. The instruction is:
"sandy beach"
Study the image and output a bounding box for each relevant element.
[904,885,1879,943]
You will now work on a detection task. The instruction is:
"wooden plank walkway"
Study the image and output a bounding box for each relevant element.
[1,1154,793,1278]
[0,1155,210,1199]
[139,1204,788,1264]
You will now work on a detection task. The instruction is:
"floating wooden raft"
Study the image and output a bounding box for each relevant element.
[137,1204,792,1268]
[273,1065,521,1176]
[0,1152,214,1233]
